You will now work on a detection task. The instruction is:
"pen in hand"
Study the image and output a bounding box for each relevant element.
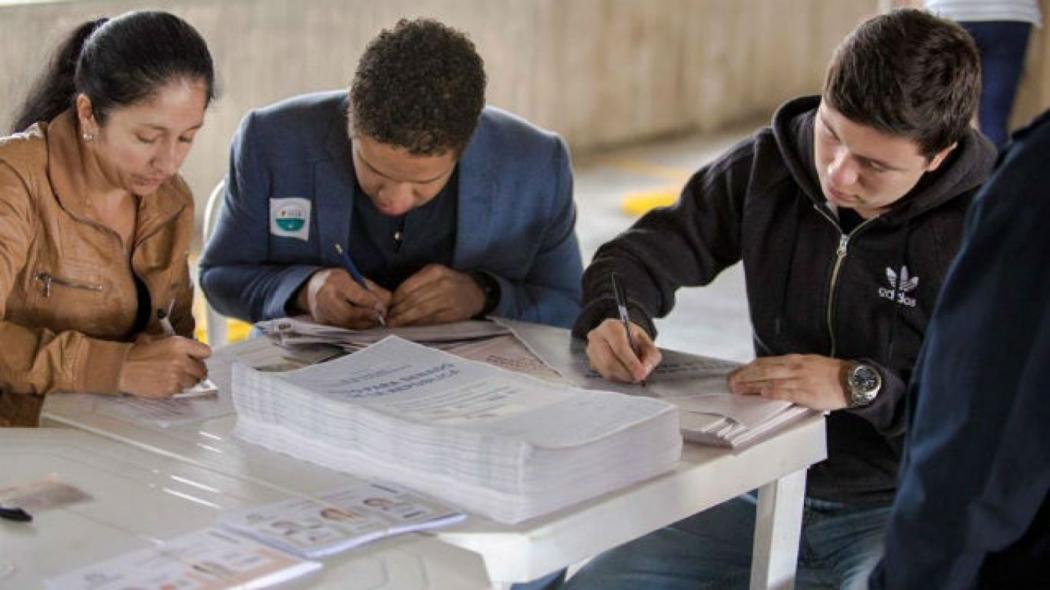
[157,298,176,337]
[334,244,386,327]
[156,299,211,397]
[610,272,647,386]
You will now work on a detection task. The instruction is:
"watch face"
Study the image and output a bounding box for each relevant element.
[850,365,880,395]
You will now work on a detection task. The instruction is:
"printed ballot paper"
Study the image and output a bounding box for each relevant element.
[498,319,814,448]
[221,482,464,558]
[45,528,321,590]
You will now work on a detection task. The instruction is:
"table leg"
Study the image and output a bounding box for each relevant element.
[749,468,807,590]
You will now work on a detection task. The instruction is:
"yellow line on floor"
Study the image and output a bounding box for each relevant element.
[599,158,692,183]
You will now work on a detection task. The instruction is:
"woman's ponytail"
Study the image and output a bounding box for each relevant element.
[10,18,107,133]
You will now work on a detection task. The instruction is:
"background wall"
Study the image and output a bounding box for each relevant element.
[0,0,881,226]
[1006,1,1050,129]
[2,0,1048,228]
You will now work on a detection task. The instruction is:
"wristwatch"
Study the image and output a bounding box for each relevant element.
[468,271,501,318]
[845,362,881,408]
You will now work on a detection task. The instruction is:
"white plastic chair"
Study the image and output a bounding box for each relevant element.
[201,179,228,347]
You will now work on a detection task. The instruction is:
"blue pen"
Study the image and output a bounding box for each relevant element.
[334,244,386,326]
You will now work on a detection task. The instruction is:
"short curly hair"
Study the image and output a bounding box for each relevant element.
[350,18,486,155]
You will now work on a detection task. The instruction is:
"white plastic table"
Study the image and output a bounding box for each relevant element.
[42,324,826,589]
[0,428,490,589]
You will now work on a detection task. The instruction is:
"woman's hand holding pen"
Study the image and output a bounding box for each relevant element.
[585,318,662,384]
[297,268,391,329]
[118,337,211,398]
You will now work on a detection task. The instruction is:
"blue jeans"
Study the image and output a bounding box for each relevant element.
[962,21,1032,150]
[563,493,891,590]
[512,570,567,590]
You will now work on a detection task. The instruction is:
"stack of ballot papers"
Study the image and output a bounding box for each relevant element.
[45,528,321,590]
[220,482,465,558]
[231,336,682,524]
[497,319,814,448]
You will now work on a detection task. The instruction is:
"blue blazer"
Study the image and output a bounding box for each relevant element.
[199,91,583,328]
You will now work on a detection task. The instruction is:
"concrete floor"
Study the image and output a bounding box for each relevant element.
[572,125,757,362]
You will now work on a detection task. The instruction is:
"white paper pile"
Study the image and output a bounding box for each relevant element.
[256,315,510,353]
[498,319,813,448]
[231,336,681,524]
[674,393,813,447]
[444,334,565,383]
[221,482,465,558]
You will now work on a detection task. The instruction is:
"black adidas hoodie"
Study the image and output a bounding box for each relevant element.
[573,96,997,505]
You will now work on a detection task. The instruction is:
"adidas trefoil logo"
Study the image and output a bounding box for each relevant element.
[878,266,918,307]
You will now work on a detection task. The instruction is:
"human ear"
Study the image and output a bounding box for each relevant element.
[925,142,958,172]
[74,94,99,137]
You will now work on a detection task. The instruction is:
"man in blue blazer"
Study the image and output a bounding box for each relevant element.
[199,18,583,330]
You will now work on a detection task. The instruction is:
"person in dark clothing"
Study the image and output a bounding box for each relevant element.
[869,110,1050,590]
[563,10,995,590]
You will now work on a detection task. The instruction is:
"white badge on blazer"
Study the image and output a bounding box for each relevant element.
[270,197,311,241]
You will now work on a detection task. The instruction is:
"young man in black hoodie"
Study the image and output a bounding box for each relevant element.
[564,9,996,590]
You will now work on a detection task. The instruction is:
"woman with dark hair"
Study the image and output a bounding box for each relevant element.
[0,11,216,426]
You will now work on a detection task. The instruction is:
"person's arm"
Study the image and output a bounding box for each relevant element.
[198,111,322,323]
[572,141,755,339]
[484,137,583,329]
[0,162,132,396]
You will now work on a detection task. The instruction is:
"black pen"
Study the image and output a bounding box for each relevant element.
[610,273,647,386]
[0,505,32,523]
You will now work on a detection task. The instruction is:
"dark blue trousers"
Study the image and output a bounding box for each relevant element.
[962,21,1032,150]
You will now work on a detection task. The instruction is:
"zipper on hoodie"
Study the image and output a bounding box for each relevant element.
[35,272,104,298]
[813,204,877,357]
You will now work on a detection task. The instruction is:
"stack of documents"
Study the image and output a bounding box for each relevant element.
[256,315,510,353]
[231,336,681,524]
[498,319,814,448]
[45,528,321,590]
[444,334,565,383]
[220,482,465,558]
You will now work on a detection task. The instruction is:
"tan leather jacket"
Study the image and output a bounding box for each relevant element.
[0,110,196,426]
